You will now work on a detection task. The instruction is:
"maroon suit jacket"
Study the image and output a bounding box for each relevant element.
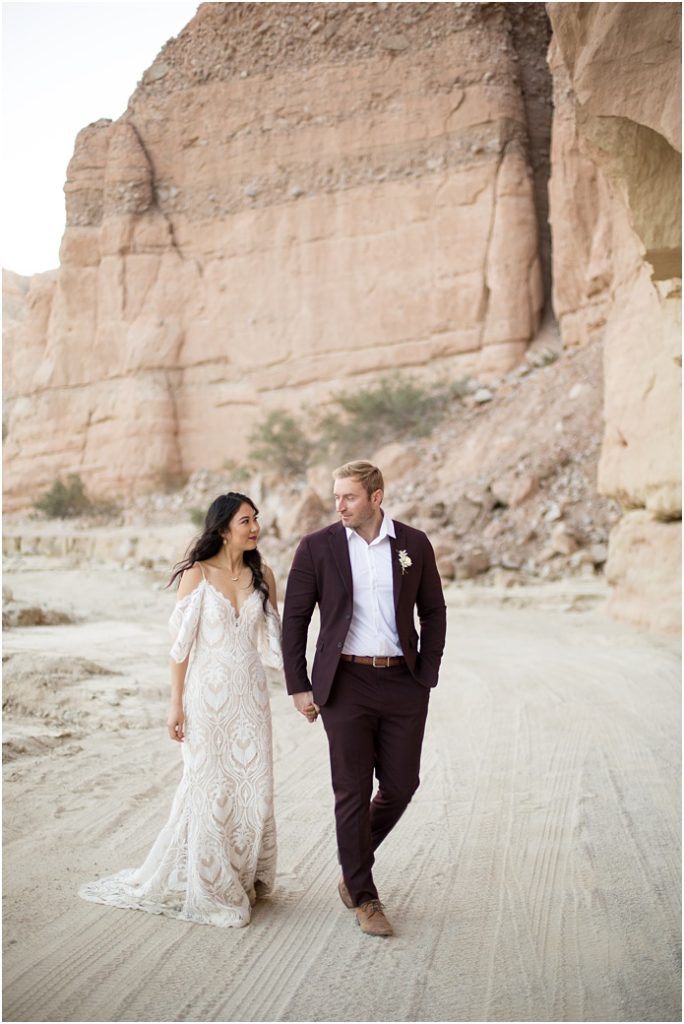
[282,518,447,706]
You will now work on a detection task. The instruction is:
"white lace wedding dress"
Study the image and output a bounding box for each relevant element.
[79,578,281,928]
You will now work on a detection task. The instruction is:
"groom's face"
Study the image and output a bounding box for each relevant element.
[333,476,383,530]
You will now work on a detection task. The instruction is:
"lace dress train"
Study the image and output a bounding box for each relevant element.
[79,580,281,928]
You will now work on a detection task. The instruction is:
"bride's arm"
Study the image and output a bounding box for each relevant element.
[263,564,278,610]
[167,659,189,742]
[167,564,203,742]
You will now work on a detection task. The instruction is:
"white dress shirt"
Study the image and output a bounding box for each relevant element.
[342,512,403,657]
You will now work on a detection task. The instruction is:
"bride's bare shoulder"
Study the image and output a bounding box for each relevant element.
[176,563,204,600]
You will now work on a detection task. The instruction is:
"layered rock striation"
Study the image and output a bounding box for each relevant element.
[3,2,550,505]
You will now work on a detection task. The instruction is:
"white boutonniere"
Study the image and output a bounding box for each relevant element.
[398,549,412,574]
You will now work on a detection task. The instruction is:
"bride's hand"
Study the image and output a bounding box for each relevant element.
[293,691,320,723]
[167,704,185,742]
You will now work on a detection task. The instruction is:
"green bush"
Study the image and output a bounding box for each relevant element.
[315,374,469,463]
[247,375,469,477]
[220,458,252,485]
[188,507,206,529]
[34,475,93,518]
[248,409,311,477]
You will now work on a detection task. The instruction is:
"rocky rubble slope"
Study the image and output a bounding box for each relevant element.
[4,332,618,608]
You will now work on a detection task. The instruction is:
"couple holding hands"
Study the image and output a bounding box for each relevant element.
[80,460,447,938]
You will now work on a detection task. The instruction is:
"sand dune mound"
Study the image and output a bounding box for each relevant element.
[3,605,78,628]
[2,653,119,725]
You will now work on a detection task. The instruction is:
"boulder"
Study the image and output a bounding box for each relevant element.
[280,488,330,542]
[509,474,539,507]
[458,547,490,578]
[371,443,420,483]
[549,523,579,556]
[605,511,681,634]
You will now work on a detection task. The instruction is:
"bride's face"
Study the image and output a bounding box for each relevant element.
[224,502,260,552]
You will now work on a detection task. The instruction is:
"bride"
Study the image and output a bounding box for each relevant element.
[79,492,282,928]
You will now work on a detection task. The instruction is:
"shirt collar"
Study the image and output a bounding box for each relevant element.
[345,510,396,543]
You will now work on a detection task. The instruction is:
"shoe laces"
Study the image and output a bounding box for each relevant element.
[361,899,385,916]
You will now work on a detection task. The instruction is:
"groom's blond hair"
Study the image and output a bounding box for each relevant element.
[332,460,384,499]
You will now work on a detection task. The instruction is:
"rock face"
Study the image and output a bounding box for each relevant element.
[3,268,59,454]
[2,270,31,438]
[605,511,682,635]
[547,2,681,632]
[3,3,680,636]
[3,2,550,507]
[2,270,31,326]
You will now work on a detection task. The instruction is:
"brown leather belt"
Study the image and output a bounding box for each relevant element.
[340,654,405,668]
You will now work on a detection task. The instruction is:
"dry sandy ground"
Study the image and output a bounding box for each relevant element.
[2,562,681,1023]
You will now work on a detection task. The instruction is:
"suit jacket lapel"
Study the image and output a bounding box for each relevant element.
[328,522,353,597]
[389,524,405,611]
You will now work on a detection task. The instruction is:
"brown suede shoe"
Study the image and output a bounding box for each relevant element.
[355,899,394,937]
[338,877,354,910]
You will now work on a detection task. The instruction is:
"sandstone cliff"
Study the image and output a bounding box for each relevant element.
[547,2,681,632]
[2,269,31,436]
[3,3,681,634]
[3,2,550,505]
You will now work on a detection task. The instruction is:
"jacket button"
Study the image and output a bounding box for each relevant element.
[337,642,343,648]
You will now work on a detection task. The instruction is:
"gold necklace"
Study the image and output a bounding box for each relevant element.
[210,562,247,582]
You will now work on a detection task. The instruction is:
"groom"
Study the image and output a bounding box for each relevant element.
[282,460,446,937]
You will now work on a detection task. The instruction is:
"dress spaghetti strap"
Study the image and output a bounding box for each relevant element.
[198,562,207,580]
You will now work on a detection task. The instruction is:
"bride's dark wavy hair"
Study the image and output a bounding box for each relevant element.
[168,492,269,608]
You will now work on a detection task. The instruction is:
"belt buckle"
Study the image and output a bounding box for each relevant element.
[372,655,390,668]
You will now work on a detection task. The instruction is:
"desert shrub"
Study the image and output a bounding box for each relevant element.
[188,507,206,529]
[220,458,252,485]
[247,375,469,477]
[33,474,119,519]
[248,409,311,477]
[34,475,93,518]
[535,349,560,367]
[314,374,469,462]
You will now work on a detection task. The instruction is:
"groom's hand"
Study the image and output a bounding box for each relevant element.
[292,691,320,723]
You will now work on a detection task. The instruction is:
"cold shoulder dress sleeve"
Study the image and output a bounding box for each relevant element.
[258,600,284,671]
[168,584,203,662]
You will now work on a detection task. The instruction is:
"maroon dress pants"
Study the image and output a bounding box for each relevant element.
[319,659,430,907]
